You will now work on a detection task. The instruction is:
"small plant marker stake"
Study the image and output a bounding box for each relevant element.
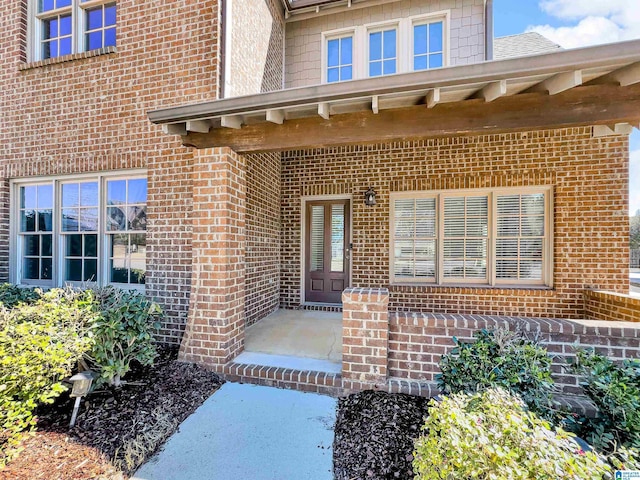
[70,396,82,428]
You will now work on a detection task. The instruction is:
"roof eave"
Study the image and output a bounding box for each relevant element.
[148,39,640,126]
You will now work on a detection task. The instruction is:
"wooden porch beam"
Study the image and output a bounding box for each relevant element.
[182,83,640,153]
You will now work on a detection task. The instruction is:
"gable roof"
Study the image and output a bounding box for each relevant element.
[494,32,562,60]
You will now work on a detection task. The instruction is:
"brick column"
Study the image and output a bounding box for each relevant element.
[342,287,389,387]
[179,147,246,371]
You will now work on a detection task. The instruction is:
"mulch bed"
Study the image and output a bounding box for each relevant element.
[1,347,223,480]
[333,390,431,480]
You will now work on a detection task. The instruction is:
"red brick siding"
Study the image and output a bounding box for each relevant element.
[342,288,389,385]
[1,0,221,344]
[388,312,640,395]
[584,290,640,322]
[245,153,281,326]
[227,0,284,96]
[179,148,246,369]
[280,128,629,318]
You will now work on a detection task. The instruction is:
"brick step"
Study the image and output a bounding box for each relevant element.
[223,362,343,396]
[222,365,597,416]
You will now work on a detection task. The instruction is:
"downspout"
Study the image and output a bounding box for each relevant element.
[485,0,494,61]
[219,0,233,99]
[218,0,226,98]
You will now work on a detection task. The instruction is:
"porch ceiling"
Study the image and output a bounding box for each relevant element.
[148,39,640,153]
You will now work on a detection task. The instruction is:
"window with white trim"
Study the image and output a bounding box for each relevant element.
[13,172,146,288]
[390,187,552,286]
[412,19,444,70]
[322,12,448,83]
[326,35,353,83]
[368,27,397,77]
[31,0,116,61]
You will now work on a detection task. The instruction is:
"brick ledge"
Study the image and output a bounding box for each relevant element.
[19,46,117,71]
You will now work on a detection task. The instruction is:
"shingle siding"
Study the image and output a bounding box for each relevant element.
[284,0,486,88]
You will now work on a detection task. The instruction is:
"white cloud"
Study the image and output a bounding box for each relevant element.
[526,0,640,49]
[523,2,640,215]
[631,147,640,216]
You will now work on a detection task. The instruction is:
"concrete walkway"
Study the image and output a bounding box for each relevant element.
[132,383,336,480]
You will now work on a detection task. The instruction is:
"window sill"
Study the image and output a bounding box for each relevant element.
[19,46,117,71]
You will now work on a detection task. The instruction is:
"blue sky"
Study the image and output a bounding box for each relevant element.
[493,0,640,215]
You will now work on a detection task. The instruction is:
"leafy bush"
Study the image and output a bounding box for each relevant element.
[0,283,41,308]
[0,289,97,464]
[87,287,162,387]
[437,329,556,418]
[413,388,609,480]
[566,349,640,453]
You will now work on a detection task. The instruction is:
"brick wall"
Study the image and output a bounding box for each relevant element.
[179,147,246,369]
[0,0,221,344]
[245,152,282,326]
[285,0,485,88]
[584,290,640,322]
[227,0,284,96]
[280,128,630,318]
[389,312,640,395]
[342,288,389,386]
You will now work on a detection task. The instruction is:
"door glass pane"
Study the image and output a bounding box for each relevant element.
[310,206,324,272]
[331,204,345,272]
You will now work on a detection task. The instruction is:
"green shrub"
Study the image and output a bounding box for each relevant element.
[566,349,640,453]
[0,289,96,465]
[437,329,556,418]
[87,287,162,387]
[0,283,41,308]
[413,388,609,480]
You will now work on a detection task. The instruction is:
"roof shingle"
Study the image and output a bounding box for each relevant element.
[494,32,562,60]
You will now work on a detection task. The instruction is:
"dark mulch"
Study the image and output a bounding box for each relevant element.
[1,346,223,480]
[333,390,431,480]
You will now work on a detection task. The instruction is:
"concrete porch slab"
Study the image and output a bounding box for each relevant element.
[132,383,336,480]
[245,309,342,363]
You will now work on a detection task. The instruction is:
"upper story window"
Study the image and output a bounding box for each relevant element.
[32,0,116,61]
[413,20,444,70]
[390,187,553,287]
[322,12,448,83]
[368,27,397,77]
[13,172,147,289]
[327,35,353,83]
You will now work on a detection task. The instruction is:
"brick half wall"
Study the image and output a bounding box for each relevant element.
[584,290,640,322]
[388,313,640,395]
